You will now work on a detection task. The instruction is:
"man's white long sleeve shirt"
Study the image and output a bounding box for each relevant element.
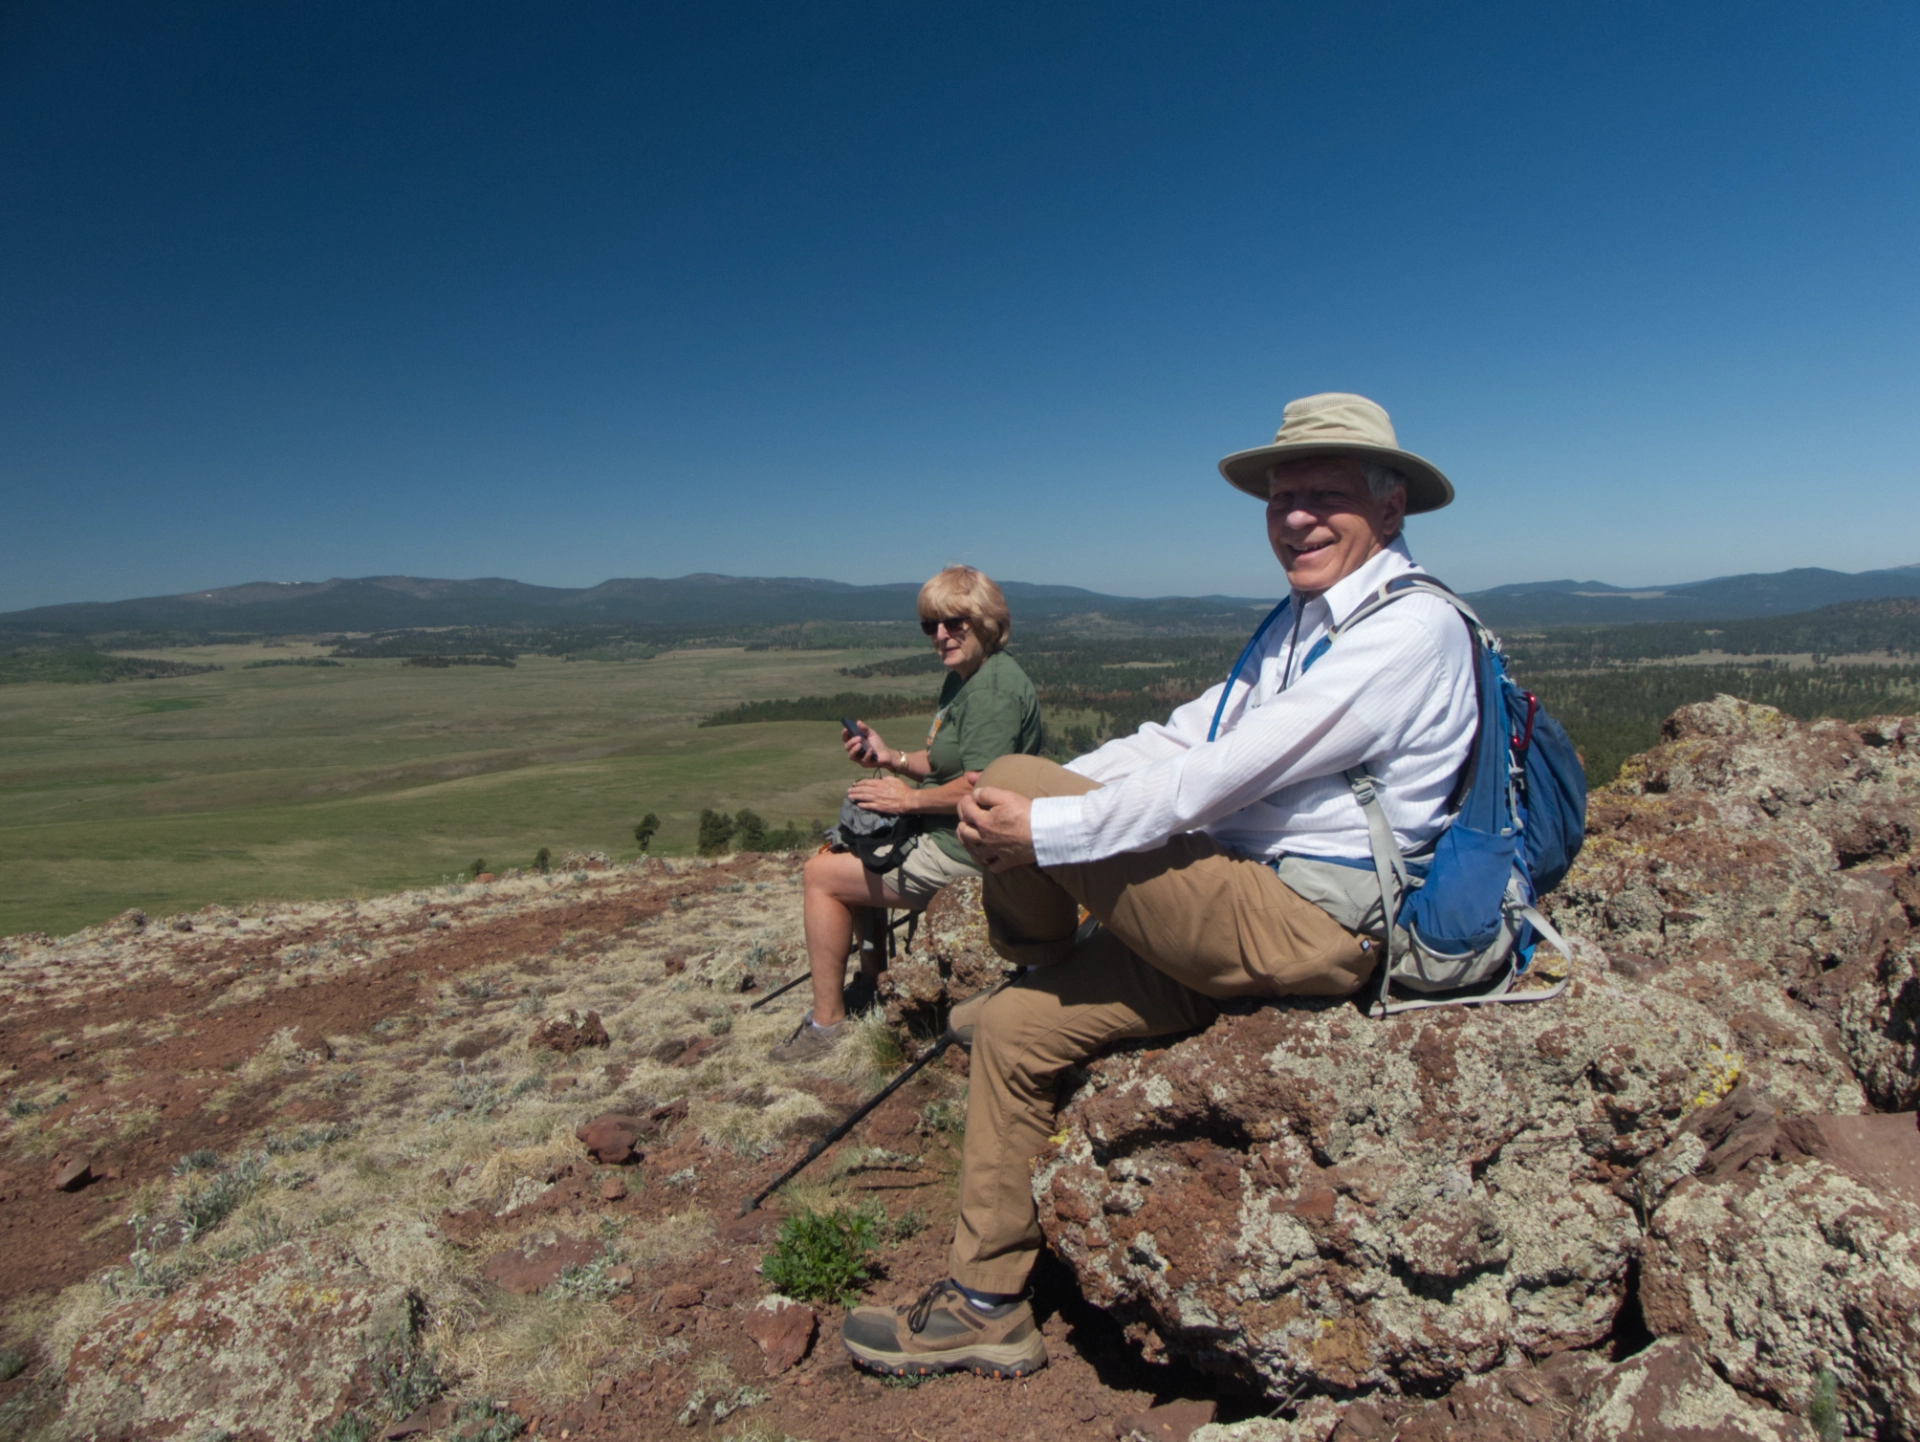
[1028,540,1477,868]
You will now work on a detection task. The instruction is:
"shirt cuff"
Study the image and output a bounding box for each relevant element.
[1029,795,1089,869]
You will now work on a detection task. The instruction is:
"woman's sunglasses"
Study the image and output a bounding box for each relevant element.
[920,616,970,637]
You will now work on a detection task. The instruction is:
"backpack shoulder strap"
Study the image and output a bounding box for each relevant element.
[1328,574,1494,647]
[1206,596,1292,743]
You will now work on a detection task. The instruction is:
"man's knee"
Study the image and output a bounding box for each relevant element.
[978,754,1092,799]
[970,985,1050,1083]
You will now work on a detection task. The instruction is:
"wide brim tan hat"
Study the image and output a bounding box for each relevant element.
[1218,392,1454,513]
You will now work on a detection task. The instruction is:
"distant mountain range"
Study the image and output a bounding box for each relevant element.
[1464,564,1920,627]
[0,574,1264,639]
[4,563,1919,640]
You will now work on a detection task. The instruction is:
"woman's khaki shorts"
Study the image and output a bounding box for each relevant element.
[892,836,982,909]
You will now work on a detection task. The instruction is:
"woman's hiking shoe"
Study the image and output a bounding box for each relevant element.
[841,1280,1047,1379]
[768,1012,848,1064]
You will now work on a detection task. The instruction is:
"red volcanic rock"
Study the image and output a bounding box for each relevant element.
[599,1174,628,1202]
[661,1282,703,1309]
[1638,1087,1920,1439]
[529,1010,610,1054]
[1113,1398,1215,1442]
[1037,968,1739,1400]
[875,877,1015,1032]
[742,1298,816,1375]
[1548,699,1920,1114]
[48,1155,93,1192]
[481,1235,600,1295]
[575,1113,648,1165]
[1344,1341,1811,1442]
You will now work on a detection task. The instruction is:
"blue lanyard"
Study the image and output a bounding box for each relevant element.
[1207,597,1291,742]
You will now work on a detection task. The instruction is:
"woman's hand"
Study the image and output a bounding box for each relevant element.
[848,776,918,815]
[844,721,887,766]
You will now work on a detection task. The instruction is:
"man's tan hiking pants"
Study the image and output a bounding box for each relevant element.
[947,755,1376,1295]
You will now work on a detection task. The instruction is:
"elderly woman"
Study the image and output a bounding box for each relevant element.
[771,566,1043,1063]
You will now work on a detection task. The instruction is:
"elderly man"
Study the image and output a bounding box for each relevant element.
[839,393,1477,1379]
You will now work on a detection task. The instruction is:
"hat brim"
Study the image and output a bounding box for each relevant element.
[1218,442,1454,514]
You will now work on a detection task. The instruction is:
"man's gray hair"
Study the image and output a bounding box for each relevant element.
[1362,461,1408,502]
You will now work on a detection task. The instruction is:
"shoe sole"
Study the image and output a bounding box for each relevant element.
[843,1336,1047,1380]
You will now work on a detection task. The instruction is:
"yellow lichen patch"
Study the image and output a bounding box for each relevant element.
[1690,1043,1743,1110]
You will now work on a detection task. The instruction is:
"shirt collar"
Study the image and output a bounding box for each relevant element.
[1296,536,1418,629]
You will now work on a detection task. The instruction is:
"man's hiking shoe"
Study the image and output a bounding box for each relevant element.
[842,1280,1047,1379]
[768,1012,848,1064]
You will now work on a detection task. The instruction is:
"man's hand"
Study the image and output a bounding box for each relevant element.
[957,785,1036,872]
[847,776,916,815]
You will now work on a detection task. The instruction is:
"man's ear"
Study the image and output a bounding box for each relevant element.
[1378,484,1408,541]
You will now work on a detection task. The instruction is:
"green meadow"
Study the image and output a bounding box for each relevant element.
[0,643,936,937]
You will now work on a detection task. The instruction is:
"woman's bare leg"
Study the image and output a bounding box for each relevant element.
[801,850,905,1026]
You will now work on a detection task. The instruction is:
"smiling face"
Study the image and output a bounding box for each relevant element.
[930,617,988,677]
[1266,456,1407,597]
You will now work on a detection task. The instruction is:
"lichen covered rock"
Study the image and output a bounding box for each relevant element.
[1035,972,1740,1397]
[878,876,1012,1030]
[1547,699,1919,1112]
[1639,1091,1920,1440]
[63,1239,418,1441]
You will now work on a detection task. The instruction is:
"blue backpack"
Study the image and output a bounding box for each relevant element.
[1208,576,1586,1017]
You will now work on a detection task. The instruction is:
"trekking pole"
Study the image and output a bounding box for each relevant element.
[738,1028,958,1216]
[747,971,811,1010]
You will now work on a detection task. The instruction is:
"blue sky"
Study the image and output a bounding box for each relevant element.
[3,1,1916,612]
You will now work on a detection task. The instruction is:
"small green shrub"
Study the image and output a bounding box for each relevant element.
[469,858,487,879]
[176,1152,266,1240]
[0,1347,27,1382]
[634,813,660,851]
[1808,1370,1842,1442]
[888,1206,928,1241]
[453,1399,525,1442]
[760,1205,881,1305]
[534,846,551,873]
[314,1415,371,1442]
[921,1099,964,1134]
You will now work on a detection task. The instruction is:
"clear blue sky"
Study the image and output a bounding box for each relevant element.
[3,1,1916,612]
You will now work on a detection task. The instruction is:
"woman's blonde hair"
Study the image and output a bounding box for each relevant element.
[917,566,1011,654]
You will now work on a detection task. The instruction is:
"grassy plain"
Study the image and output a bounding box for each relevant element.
[0,645,936,937]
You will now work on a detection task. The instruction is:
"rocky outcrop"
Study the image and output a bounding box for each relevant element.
[1037,702,1920,1438]
[1637,1089,1920,1440]
[1036,974,1740,1397]
[877,876,1013,1030]
[1546,700,1918,1113]
[1189,1339,1816,1442]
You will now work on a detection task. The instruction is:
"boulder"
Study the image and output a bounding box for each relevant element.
[1035,972,1740,1399]
[1638,1089,1920,1440]
[529,1010,611,1054]
[48,1154,93,1192]
[877,876,1015,1031]
[63,1240,417,1441]
[742,1296,817,1374]
[576,1112,649,1164]
[1197,1342,1812,1442]
[1546,700,1920,1113]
